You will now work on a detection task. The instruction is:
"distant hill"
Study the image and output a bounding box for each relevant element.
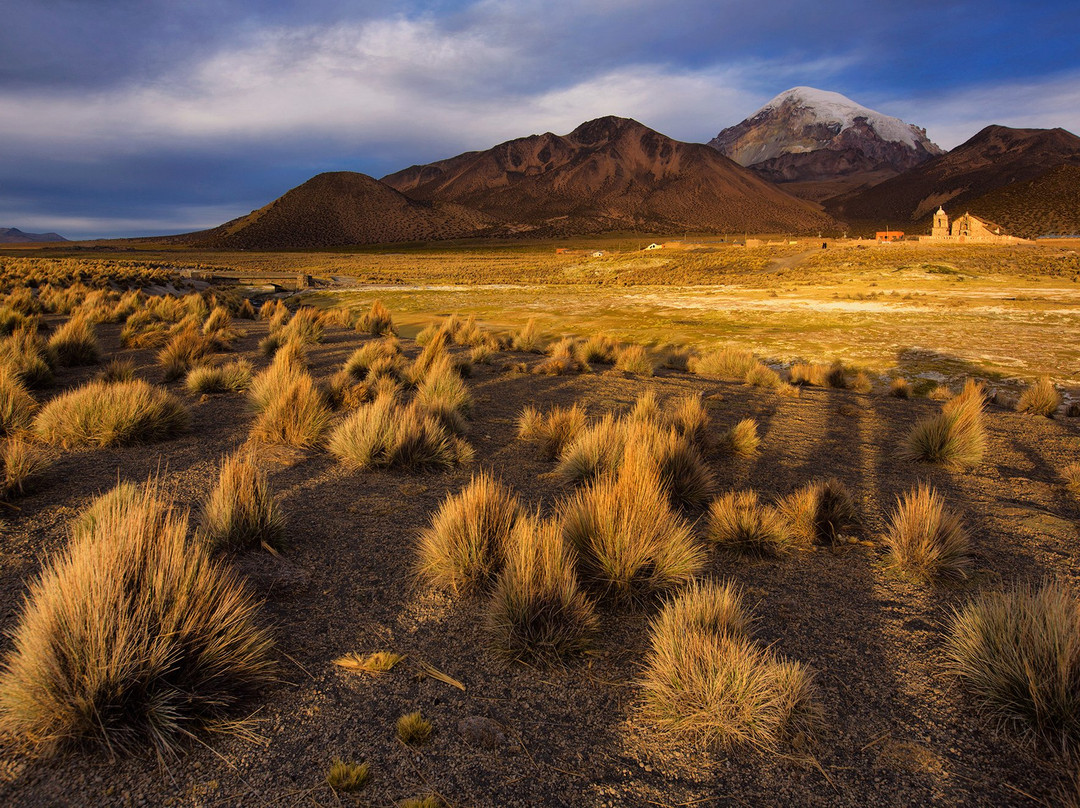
[0,227,67,244]
[964,164,1080,238]
[189,172,496,249]
[383,116,834,235]
[709,87,942,201]
[825,125,1080,230]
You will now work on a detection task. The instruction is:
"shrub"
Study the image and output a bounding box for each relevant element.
[560,447,704,602]
[0,365,37,436]
[1016,377,1061,417]
[889,377,911,399]
[511,318,544,353]
[185,359,253,395]
[488,514,597,661]
[707,490,793,555]
[789,362,828,387]
[0,481,274,755]
[196,452,286,553]
[34,380,189,448]
[1,437,52,499]
[98,358,137,384]
[249,371,333,448]
[944,582,1080,744]
[397,711,433,745]
[883,483,969,580]
[778,477,857,546]
[414,355,472,435]
[356,299,396,336]
[689,347,757,381]
[721,418,760,457]
[416,472,520,596]
[901,381,986,468]
[615,344,653,376]
[577,334,618,365]
[47,314,100,366]
[518,403,587,460]
[326,759,369,792]
[641,581,819,750]
[328,395,472,472]
[158,327,214,382]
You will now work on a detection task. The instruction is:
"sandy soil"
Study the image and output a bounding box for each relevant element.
[0,313,1078,807]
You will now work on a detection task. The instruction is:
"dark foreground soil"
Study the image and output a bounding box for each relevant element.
[1,313,1078,807]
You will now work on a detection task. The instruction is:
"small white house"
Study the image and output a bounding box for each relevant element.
[645,243,662,250]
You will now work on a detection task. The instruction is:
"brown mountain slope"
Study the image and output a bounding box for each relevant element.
[825,125,1080,228]
[964,164,1080,238]
[382,116,834,235]
[191,172,496,249]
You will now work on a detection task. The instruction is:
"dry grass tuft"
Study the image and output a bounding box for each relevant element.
[944,581,1080,745]
[416,472,520,596]
[745,362,781,388]
[47,314,100,366]
[825,362,848,389]
[511,317,544,353]
[0,323,55,387]
[196,451,286,553]
[0,481,274,755]
[535,337,588,375]
[1016,377,1061,418]
[186,359,253,395]
[517,403,587,460]
[778,477,857,546]
[883,483,969,581]
[889,377,911,399]
[560,447,704,602]
[328,394,472,472]
[689,347,757,381]
[577,334,618,365]
[326,759,370,792]
[397,711,433,745]
[98,358,136,384]
[789,362,828,387]
[852,371,873,394]
[33,379,189,448]
[414,355,473,435]
[249,371,332,448]
[278,307,324,345]
[488,514,597,662]
[615,344,654,376]
[334,651,404,676]
[158,327,214,381]
[641,581,820,751]
[0,365,37,436]
[706,490,793,555]
[902,380,986,468]
[721,418,760,457]
[1063,463,1080,493]
[1,436,52,499]
[401,797,442,808]
[356,299,396,336]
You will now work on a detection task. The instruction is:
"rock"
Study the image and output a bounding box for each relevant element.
[457,716,506,749]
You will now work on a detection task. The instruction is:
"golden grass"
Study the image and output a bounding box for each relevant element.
[789,362,828,387]
[0,323,55,387]
[249,371,333,448]
[158,327,215,381]
[560,446,704,602]
[47,314,100,366]
[0,364,37,436]
[745,362,781,388]
[689,346,757,381]
[721,418,760,457]
[1016,376,1061,417]
[511,317,544,353]
[185,359,253,395]
[1,436,52,500]
[576,333,618,365]
[488,513,597,662]
[517,403,587,460]
[0,481,274,755]
[883,483,969,581]
[641,580,819,751]
[334,651,404,676]
[326,759,370,792]
[343,338,404,382]
[889,377,911,399]
[397,711,433,745]
[33,379,189,448]
[706,490,793,555]
[778,477,857,546]
[356,299,396,336]
[944,581,1080,745]
[278,307,324,345]
[414,355,473,435]
[901,381,986,469]
[196,451,286,553]
[1063,462,1080,493]
[98,357,137,384]
[615,344,654,376]
[416,472,520,596]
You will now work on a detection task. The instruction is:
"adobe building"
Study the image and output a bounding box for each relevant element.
[920,207,1030,244]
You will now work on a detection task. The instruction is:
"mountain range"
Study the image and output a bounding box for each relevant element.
[0,227,67,244]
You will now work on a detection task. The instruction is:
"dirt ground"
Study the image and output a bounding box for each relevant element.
[1,311,1078,807]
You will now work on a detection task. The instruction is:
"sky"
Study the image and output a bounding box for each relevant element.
[1,0,1077,239]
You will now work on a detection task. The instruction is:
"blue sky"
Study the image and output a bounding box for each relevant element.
[2,0,1077,239]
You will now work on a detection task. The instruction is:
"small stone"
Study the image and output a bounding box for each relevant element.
[457,715,506,749]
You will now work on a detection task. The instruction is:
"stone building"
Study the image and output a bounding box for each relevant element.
[920,207,1029,244]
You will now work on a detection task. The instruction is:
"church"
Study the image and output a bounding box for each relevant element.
[920,207,1029,244]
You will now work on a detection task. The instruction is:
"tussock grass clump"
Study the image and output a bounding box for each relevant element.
[883,483,969,581]
[670,394,708,447]
[641,581,820,750]
[902,380,987,468]
[98,358,136,384]
[577,334,618,365]
[825,362,848,389]
[237,298,256,319]
[343,338,404,382]
[119,309,169,349]
[414,355,472,434]
[615,344,654,376]
[278,307,324,345]
[397,711,433,745]
[517,403,587,460]
[707,490,792,555]
[259,298,287,321]
[689,346,756,381]
[356,299,396,336]
[185,359,253,395]
[557,412,626,484]
[0,323,55,388]
[560,448,704,602]
[326,759,369,792]
[852,371,873,394]
[1016,376,1061,417]
[789,362,828,387]
[535,337,588,375]
[470,339,498,364]
[511,317,544,353]
[202,306,239,348]
[47,314,100,366]
[945,582,1080,745]
[778,477,857,546]
[1063,462,1080,493]
[248,344,308,413]
[745,362,781,388]
[158,327,214,381]
[0,365,37,436]
[928,383,954,401]
[721,418,760,457]
[401,798,442,808]
[889,377,911,398]
[405,331,451,385]
[197,452,285,553]
[0,482,274,755]
[328,394,472,472]
[416,472,520,596]
[0,305,29,336]
[488,514,597,662]
[249,371,333,448]
[1,437,52,499]
[34,379,189,448]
